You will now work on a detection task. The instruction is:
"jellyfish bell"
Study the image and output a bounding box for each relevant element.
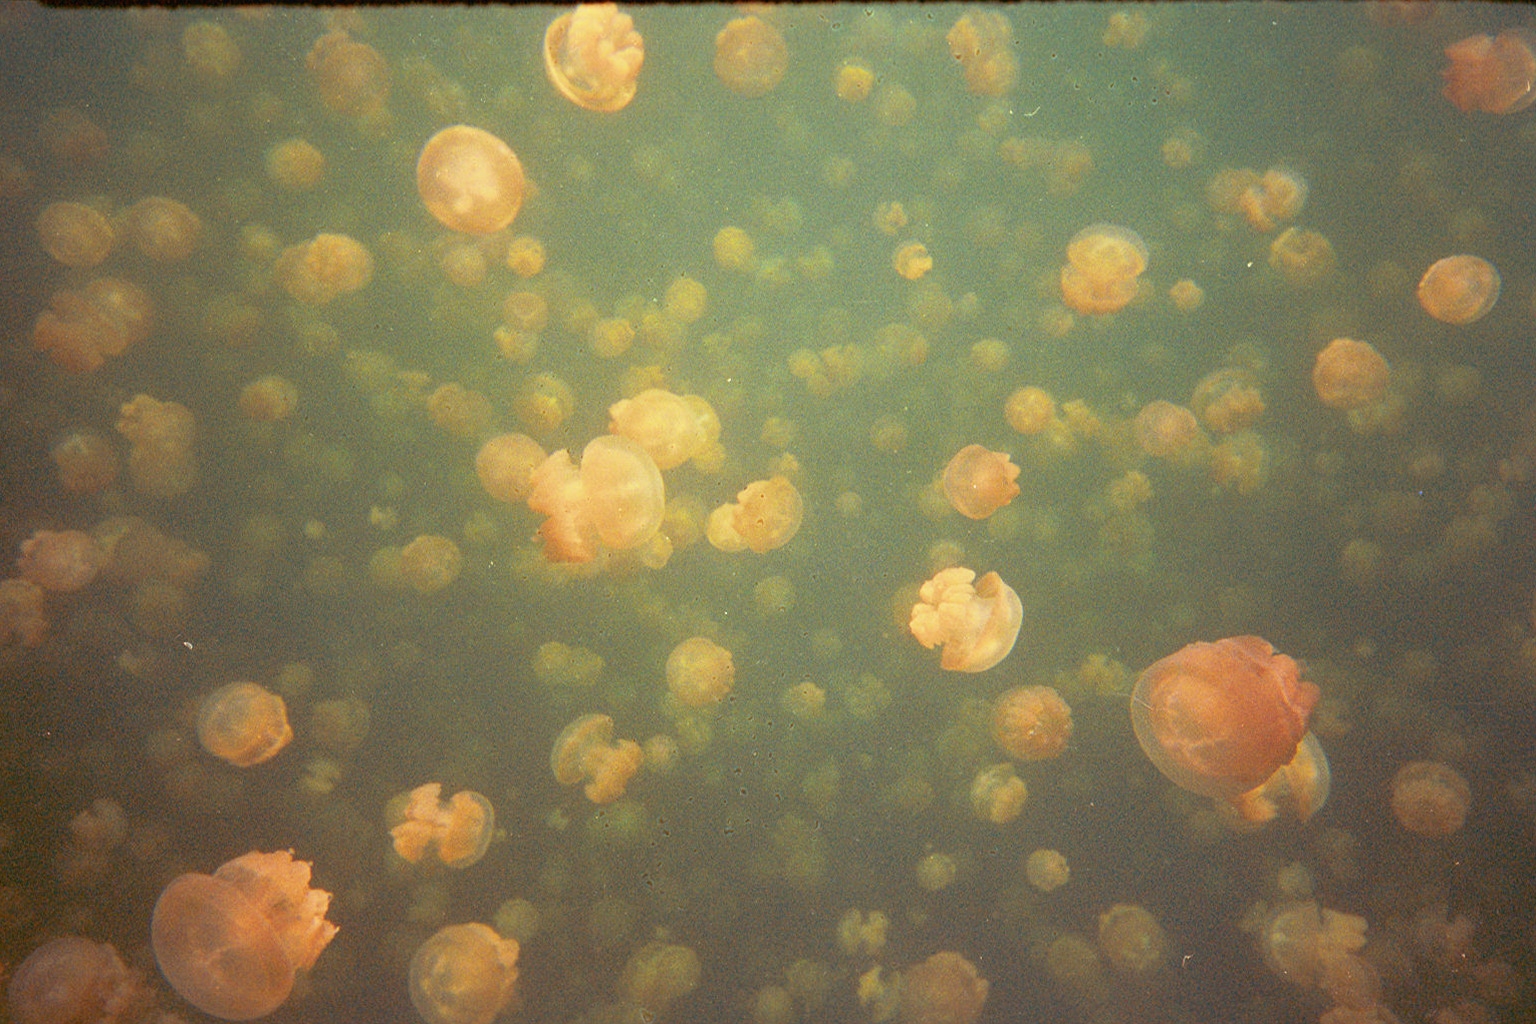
[941,445,1020,520]
[1312,338,1389,411]
[1390,760,1470,837]
[714,15,788,97]
[666,636,735,709]
[992,685,1073,761]
[1417,255,1500,325]
[909,567,1023,673]
[544,4,645,113]
[7,936,153,1024]
[528,436,665,563]
[409,923,520,1024]
[899,951,988,1024]
[608,389,707,470]
[1229,732,1332,825]
[416,125,526,236]
[197,681,293,768]
[729,476,803,553]
[390,783,496,869]
[1442,30,1536,114]
[551,713,643,804]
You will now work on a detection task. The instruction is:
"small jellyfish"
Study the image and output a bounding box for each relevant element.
[152,850,338,1021]
[970,763,1027,825]
[125,197,202,262]
[543,4,644,113]
[410,923,520,1024]
[729,476,804,553]
[7,936,151,1024]
[1268,227,1336,287]
[197,681,293,768]
[306,30,389,119]
[1312,338,1389,411]
[275,233,373,305]
[991,685,1073,761]
[476,433,546,504]
[1025,849,1070,892]
[117,393,196,499]
[1417,255,1500,325]
[714,16,788,97]
[399,534,463,595]
[34,277,155,373]
[1133,400,1201,457]
[899,951,989,1024]
[608,389,711,470]
[909,567,1023,673]
[941,445,1020,520]
[666,636,735,709]
[551,713,643,804]
[36,201,114,268]
[238,375,299,422]
[51,430,119,494]
[17,529,104,593]
[1097,904,1168,976]
[527,435,665,562]
[1441,30,1536,114]
[1261,901,1368,989]
[1059,223,1147,315]
[1191,367,1264,434]
[390,783,496,869]
[620,942,700,1016]
[265,138,325,191]
[416,125,526,236]
[1390,760,1470,837]
[1005,386,1057,435]
[946,10,1017,97]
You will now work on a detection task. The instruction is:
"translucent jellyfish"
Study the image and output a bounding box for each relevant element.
[1261,901,1368,988]
[1097,904,1168,976]
[265,138,325,191]
[0,580,45,647]
[52,430,119,494]
[390,783,496,869]
[238,375,299,422]
[970,763,1027,824]
[1313,338,1389,411]
[410,923,520,1024]
[417,125,526,236]
[1005,386,1057,435]
[543,4,644,113]
[667,636,735,709]
[1268,227,1336,287]
[1132,637,1318,819]
[893,241,933,281]
[721,476,803,553]
[152,850,338,1021]
[946,10,1017,97]
[306,30,389,119]
[36,201,114,268]
[1237,168,1308,232]
[125,197,202,262]
[941,445,1020,520]
[117,395,196,499]
[183,21,241,80]
[991,685,1073,761]
[1191,367,1264,434]
[1390,760,1470,837]
[714,16,788,97]
[551,713,644,804]
[275,232,374,305]
[1417,255,1500,325]
[1059,223,1147,315]
[197,681,293,768]
[7,936,152,1024]
[476,433,546,504]
[527,436,665,562]
[399,534,463,595]
[1133,400,1201,457]
[620,942,700,1015]
[34,277,154,373]
[1441,30,1536,114]
[18,529,104,593]
[1236,732,1332,823]
[909,567,1022,673]
[608,389,712,470]
[899,951,988,1024]
[1025,849,1070,892]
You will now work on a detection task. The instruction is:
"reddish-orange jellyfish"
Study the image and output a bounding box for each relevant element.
[1416,255,1500,325]
[409,923,520,1024]
[1390,760,1470,837]
[275,233,373,305]
[390,783,496,868]
[1312,338,1389,411]
[152,850,338,1021]
[992,685,1073,761]
[197,681,293,768]
[909,567,1023,673]
[714,16,788,97]
[417,125,526,236]
[527,435,665,563]
[941,445,1020,520]
[1441,30,1536,114]
[544,4,644,113]
[1131,636,1320,819]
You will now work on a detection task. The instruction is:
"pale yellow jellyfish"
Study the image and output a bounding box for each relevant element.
[389,783,496,869]
[543,4,644,113]
[909,567,1022,673]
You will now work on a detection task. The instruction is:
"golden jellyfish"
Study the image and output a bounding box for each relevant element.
[899,951,988,1024]
[276,232,373,305]
[543,3,644,113]
[36,200,114,268]
[1134,400,1201,457]
[1417,255,1500,325]
[992,685,1073,761]
[152,850,338,1021]
[306,29,389,119]
[1131,636,1319,820]
[51,430,119,493]
[527,435,665,563]
[17,529,104,593]
[417,125,526,236]
[409,923,520,1024]
[0,579,48,647]
[609,389,710,470]
[182,21,241,80]
[1059,223,1148,315]
[399,534,463,594]
[390,783,496,869]
[621,942,700,1015]
[1261,902,1368,989]
[551,713,643,804]
[946,10,1017,97]
[714,16,788,97]
[265,138,325,191]
[1097,904,1168,976]
[970,763,1027,825]
[909,567,1023,673]
[239,375,299,422]
[1313,338,1389,411]
[476,433,546,504]
[1441,30,1536,114]
[1005,386,1057,435]
[125,197,202,262]
[941,445,1020,520]
[117,393,196,499]
[197,681,293,768]
[721,476,803,554]
[34,277,154,373]
[7,936,152,1024]
[1237,732,1332,823]
[1390,760,1470,837]
[667,636,735,709]
[1268,227,1336,287]
[893,241,933,281]
[1191,367,1264,434]
[1025,849,1070,892]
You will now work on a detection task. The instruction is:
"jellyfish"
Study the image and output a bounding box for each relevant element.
[1417,255,1500,325]
[909,567,1023,673]
[197,681,293,768]
[1191,368,1264,434]
[17,529,104,593]
[52,430,119,494]
[893,241,933,281]
[306,29,389,119]
[34,277,155,373]
[476,433,546,504]
[410,923,521,1024]
[717,476,803,553]
[899,951,988,1024]
[1235,732,1332,823]
[527,435,665,563]
[1133,400,1201,457]
[1097,904,1168,976]
[417,125,526,235]
[265,138,325,191]
[991,685,1073,761]
[1059,223,1147,315]
[1313,338,1389,411]
[36,201,114,268]
[275,232,374,305]
[941,445,1020,520]
[543,4,644,113]
[714,16,788,97]
[946,10,1017,97]
[0,579,47,647]
[1268,227,1336,287]
[1025,849,1070,892]
[125,197,202,262]
[238,376,299,422]
[551,713,644,804]
[666,636,735,709]
[1441,30,1536,114]
[399,534,463,594]
[7,936,152,1024]
[1132,637,1320,821]
[390,783,496,869]
[621,942,700,1015]
[1005,386,1058,435]
[152,850,338,1021]
[1390,760,1470,837]
[608,389,711,470]
[970,763,1027,825]
[1261,901,1368,989]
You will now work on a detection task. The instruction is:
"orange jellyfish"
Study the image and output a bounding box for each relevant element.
[1098,904,1168,976]
[544,4,644,113]
[909,567,1023,673]
[1239,732,1332,823]
[416,125,526,236]
[551,713,643,804]
[608,389,710,470]
[1416,255,1500,325]
[899,951,989,1024]
[1133,400,1201,458]
[941,445,1020,520]
[152,850,338,1021]
[727,476,804,553]
[306,29,390,120]
[1390,760,1470,837]
[409,923,520,1024]
[1059,223,1148,315]
[714,15,788,97]
[1441,30,1536,114]
[17,529,104,593]
[476,433,546,504]
[527,435,665,563]
[1191,367,1264,434]
[666,636,735,709]
[7,937,153,1024]
[1261,901,1370,992]
[125,197,202,262]
[36,201,114,268]
[390,783,496,869]
[399,534,463,595]
[0,579,48,647]
[1131,636,1320,821]
[969,763,1028,824]
[1268,227,1336,287]
[51,430,119,494]
[197,681,293,768]
[117,394,196,499]
[992,685,1073,761]
[238,376,299,422]
[947,10,1017,97]
[275,232,374,305]
[1312,338,1389,411]
[34,277,155,373]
